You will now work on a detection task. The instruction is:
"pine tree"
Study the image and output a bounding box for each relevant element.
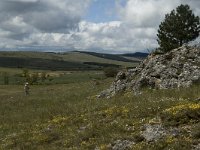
[157,4,200,53]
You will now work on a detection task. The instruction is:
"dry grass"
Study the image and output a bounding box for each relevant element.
[0,74,199,149]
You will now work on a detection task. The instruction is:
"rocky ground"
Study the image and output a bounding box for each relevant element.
[95,40,200,149]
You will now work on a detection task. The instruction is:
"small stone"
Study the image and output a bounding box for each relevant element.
[112,140,135,150]
[141,124,166,142]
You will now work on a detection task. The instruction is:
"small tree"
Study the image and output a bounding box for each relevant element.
[40,72,47,82]
[157,4,200,52]
[21,69,31,83]
[22,69,29,77]
[30,73,39,85]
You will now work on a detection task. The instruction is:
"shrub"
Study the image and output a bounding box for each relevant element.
[30,73,39,85]
[22,69,29,78]
[103,67,118,78]
[160,103,200,126]
[41,72,47,82]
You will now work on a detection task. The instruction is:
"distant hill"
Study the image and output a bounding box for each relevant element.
[120,52,149,58]
[76,51,141,63]
[0,51,146,71]
[0,57,97,71]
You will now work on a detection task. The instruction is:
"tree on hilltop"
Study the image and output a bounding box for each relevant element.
[157,4,200,53]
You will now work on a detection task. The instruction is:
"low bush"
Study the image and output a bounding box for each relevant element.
[160,103,200,126]
[103,67,118,77]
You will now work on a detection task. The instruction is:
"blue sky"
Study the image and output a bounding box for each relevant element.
[0,0,199,53]
[84,0,125,23]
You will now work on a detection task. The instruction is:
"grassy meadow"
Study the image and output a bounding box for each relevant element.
[0,68,200,149]
[0,67,105,85]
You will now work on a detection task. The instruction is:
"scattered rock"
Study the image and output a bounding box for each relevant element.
[169,127,180,137]
[77,124,90,133]
[193,143,200,150]
[141,124,166,142]
[111,139,135,150]
[195,97,200,102]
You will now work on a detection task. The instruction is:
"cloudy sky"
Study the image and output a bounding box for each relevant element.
[0,0,199,53]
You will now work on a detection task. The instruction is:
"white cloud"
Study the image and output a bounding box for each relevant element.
[121,0,179,28]
[0,0,91,34]
[0,0,91,49]
[0,0,199,53]
[110,0,200,52]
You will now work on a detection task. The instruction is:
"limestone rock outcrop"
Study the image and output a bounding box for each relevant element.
[98,44,200,98]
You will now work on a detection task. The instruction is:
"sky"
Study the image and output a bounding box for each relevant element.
[0,0,199,53]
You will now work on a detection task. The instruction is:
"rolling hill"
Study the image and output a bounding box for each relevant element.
[120,52,149,58]
[0,51,147,71]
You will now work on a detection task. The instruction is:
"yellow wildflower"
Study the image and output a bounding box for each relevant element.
[164,103,200,115]
[165,136,174,144]
[51,116,69,124]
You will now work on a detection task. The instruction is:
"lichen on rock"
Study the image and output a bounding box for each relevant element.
[98,44,200,98]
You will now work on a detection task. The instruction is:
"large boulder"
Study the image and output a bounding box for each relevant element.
[98,44,200,98]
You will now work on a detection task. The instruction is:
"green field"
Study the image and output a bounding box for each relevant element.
[0,69,200,149]
[0,68,105,85]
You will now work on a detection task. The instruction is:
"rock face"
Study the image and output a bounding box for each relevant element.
[98,45,200,98]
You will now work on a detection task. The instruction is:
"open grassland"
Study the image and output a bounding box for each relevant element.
[0,67,23,75]
[0,72,199,149]
[0,68,105,85]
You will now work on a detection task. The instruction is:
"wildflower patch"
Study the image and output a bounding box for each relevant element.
[161,103,200,126]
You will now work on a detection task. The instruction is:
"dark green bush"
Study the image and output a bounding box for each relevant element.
[103,67,118,78]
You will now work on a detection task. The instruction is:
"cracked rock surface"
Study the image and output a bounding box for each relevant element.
[98,44,200,98]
